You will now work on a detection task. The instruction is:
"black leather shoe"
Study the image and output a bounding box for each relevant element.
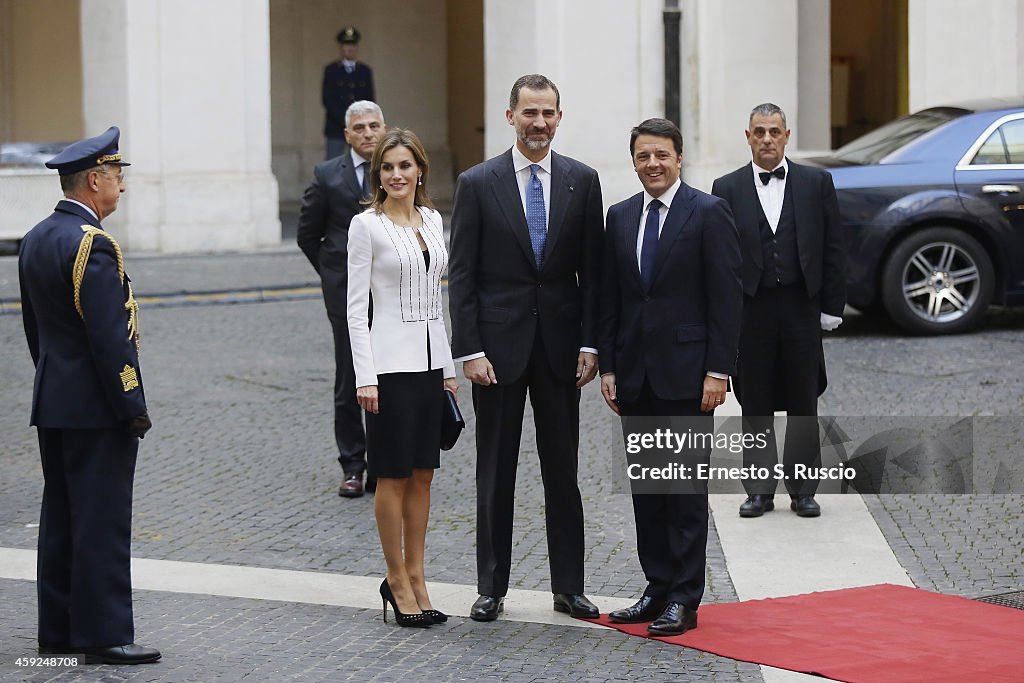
[470,595,504,621]
[791,495,821,517]
[608,595,666,623]
[80,643,161,664]
[552,593,599,618]
[338,472,364,498]
[647,603,698,636]
[38,644,71,655]
[739,494,775,518]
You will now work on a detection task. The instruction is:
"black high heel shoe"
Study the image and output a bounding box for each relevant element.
[423,609,448,623]
[380,579,432,628]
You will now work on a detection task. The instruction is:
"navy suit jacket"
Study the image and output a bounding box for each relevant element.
[448,149,603,383]
[598,183,743,402]
[296,153,365,318]
[19,200,147,428]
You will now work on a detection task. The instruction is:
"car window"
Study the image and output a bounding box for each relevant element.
[970,118,1024,165]
[1000,119,1024,163]
[972,129,1009,165]
[833,108,967,165]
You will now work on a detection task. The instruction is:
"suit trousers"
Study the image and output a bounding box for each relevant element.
[739,285,821,496]
[37,428,138,648]
[619,384,709,609]
[472,331,585,597]
[328,312,367,475]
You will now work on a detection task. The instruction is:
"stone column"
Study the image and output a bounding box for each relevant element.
[683,0,800,191]
[908,0,1023,111]
[80,0,280,252]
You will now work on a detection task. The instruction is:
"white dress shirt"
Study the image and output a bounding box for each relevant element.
[635,178,681,266]
[751,158,788,234]
[64,198,98,222]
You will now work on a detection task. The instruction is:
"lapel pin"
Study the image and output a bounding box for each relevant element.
[569,186,574,192]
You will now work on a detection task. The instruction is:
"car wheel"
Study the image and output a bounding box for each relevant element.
[881,227,994,334]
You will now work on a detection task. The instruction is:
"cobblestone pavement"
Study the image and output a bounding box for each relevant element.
[0,250,1022,681]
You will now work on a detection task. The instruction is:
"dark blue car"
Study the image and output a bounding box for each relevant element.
[807,97,1024,334]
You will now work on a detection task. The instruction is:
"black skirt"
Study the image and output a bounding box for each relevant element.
[365,369,443,478]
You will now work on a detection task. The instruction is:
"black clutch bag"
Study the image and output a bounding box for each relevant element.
[440,389,465,451]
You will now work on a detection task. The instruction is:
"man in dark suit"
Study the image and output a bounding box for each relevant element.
[598,118,742,635]
[448,74,603,621]
[711,103,846,518]
[297,100,385,498]
[322,25,375,159]
[18,127,159,664]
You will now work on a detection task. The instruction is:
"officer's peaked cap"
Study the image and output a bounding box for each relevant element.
[45,126,130,176]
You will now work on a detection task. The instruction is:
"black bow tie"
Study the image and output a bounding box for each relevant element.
[759,167,785,185]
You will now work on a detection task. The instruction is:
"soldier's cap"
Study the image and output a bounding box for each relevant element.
[336,26,361,44]
[45,126,131,176]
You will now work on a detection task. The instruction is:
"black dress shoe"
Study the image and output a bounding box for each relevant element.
[80,643,161,664]
[552,593,599,618]
[338,472,364,498]
[608,595,666,623]
[647,603,698,636]
[470,595,504,621]
[739,494,775,518]
[791,495,821,517]
[38,644,72,655]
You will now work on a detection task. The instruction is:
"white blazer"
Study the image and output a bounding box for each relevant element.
[347,207,456,388]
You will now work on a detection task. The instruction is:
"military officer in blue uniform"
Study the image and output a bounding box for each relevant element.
[322,25,375,159]
[18,126,160,665]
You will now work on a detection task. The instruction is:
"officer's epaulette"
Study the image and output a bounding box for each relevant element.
[73,225,140,349]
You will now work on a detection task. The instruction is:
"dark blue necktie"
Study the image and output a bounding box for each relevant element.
[360,162,370,200]
[526,164,547,269]
[640,199,661,289]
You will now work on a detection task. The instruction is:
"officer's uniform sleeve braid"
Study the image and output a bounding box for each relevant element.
[73,226,140,350]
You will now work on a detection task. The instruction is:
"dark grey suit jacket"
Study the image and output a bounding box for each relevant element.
[448,148,603,383]
[711,160,846,317]
[297,153,365,318]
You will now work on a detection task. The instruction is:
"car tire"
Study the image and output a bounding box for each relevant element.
[881,227,994,335]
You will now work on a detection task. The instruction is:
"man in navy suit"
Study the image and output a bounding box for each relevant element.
[322,25,375,159]
[449,74,603,622]
[298,100,385,498]
[18,127,160,664]
[711,103,846,519]
[598,118,742,635]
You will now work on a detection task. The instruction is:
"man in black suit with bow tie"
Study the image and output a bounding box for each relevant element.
[298,100,384,499]
[711,103,846,519]
[448,74,603,622]
[599,118,742,635]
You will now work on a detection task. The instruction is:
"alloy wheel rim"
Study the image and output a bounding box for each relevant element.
[901,241,980,323]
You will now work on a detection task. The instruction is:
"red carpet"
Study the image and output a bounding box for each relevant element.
[586,584,1024,682]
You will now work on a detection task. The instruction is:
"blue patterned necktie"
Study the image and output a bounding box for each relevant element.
[526,164,547,269]
[640,199,661,289]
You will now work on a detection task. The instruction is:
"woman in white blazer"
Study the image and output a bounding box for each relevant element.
[347,129,458,628]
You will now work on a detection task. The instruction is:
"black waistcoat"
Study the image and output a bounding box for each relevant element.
[757,183,803,289]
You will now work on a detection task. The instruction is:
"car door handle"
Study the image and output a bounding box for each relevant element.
[982,184,1021,194]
